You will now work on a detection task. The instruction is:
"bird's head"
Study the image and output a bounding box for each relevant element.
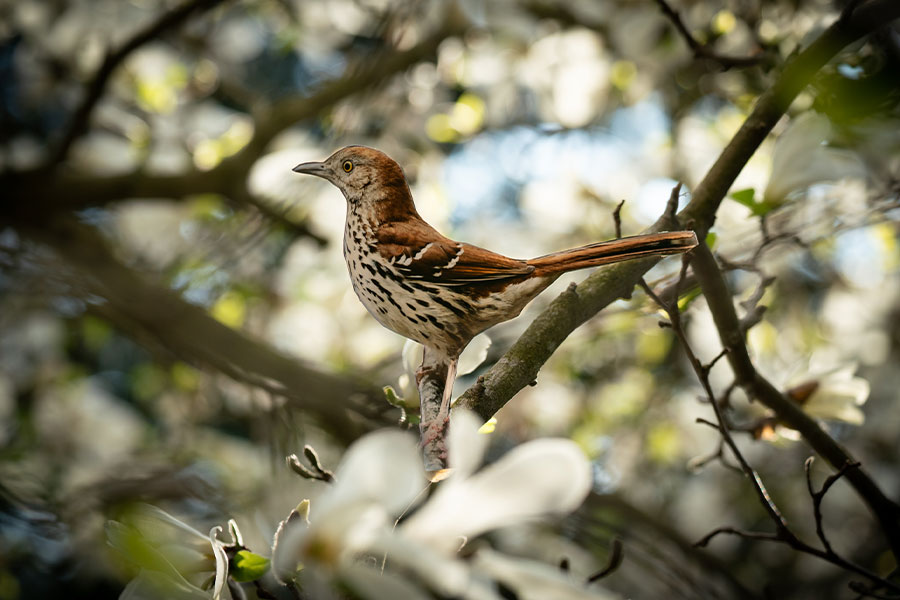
[292,146,415,217]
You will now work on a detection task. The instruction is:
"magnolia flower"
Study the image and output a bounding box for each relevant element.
[752,364,870,442]
[271,411,603,599]
[271,429,424,581]
[789,364,870,426]
[763,112,865,205]
[473,548,618,600]
[108,504,236,600]
[400,411,592,554]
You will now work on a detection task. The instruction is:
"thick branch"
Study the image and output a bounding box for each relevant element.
[680,0,900,237]
[458,0,900,423]
[417,350,451,479]
[457,260,661,419]
[18,216,389,445]
[10,7,465,215]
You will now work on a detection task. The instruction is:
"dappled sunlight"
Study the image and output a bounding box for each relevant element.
[2,0,900,598]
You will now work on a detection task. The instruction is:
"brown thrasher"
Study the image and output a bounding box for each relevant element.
[293,146,697,425]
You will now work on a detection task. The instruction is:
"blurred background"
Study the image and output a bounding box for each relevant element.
[1,0,899,598]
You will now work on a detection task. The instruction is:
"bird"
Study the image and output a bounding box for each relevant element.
[293,146,697,427]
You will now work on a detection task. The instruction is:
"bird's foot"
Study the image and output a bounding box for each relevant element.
[419,413,451,449]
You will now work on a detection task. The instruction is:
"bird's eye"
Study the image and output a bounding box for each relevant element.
[342,160,353,173]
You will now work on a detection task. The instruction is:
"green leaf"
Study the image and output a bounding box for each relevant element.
[729,188,777,217]
[752,199,778,217]
[729,188,757,209]
[677,287,702,311]
[231,550,270,582]
[704,232,717,249]
[383,385,403,407]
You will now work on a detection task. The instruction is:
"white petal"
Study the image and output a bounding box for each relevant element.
[402,340,425,377]
[368,532,471,597]
[272,499,388,576]
[472,549,618,600]
[208,526,228,600]
[227,519,244,547]
[770,112,830,169]
[119,569,211,600]
[448,410,489,479]
[458,334,491,376]
[328,429,425,514]
[804,369,871,424]
[271,509,309,584]
[131,503,208,541]
[403,439,591,552]
[764,113,865,203]
[340,563,432,600]
[818,377,870,405]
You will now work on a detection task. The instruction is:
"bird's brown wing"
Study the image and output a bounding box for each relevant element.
[376,221,534,285]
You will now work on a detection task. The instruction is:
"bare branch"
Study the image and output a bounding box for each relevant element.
[417,352,452,480]
[805,457,861,555]
[612,200,626,239]
[694,526,783,548]
[457,0,900,426]
[689,240,900,558]
[17,216,389,444]
[638,257,794,540]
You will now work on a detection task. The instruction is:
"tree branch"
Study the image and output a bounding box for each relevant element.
[680,0,900,237]
[652,0,764,69]
[456,0,900,560]
[17,215,390,445]
[458,0,900,428]
[689,241,900,559]
[10,6,466,216]
[48,0,229,167]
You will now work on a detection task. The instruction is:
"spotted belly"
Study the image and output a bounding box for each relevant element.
[343,245,552,356]
[343,254,468,354]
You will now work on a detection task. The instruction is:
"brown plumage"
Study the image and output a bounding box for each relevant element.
[293,146,697,425]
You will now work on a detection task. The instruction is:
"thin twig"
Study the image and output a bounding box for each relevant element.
[641,243,900,593]
[612,200,626,239]
[640,261,794,538]
[805,457,861,555]
[652,0,764,69]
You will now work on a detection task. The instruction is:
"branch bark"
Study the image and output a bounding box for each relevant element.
[690,242,900,559]
[457,0,900,559]
[459,0,900,425]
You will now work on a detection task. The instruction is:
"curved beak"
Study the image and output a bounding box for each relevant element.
[292,161,330,178]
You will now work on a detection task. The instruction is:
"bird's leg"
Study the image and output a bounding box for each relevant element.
[416,347,458,478]
[438,356,458,421]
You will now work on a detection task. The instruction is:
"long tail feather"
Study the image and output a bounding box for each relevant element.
[527,231,697,275]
